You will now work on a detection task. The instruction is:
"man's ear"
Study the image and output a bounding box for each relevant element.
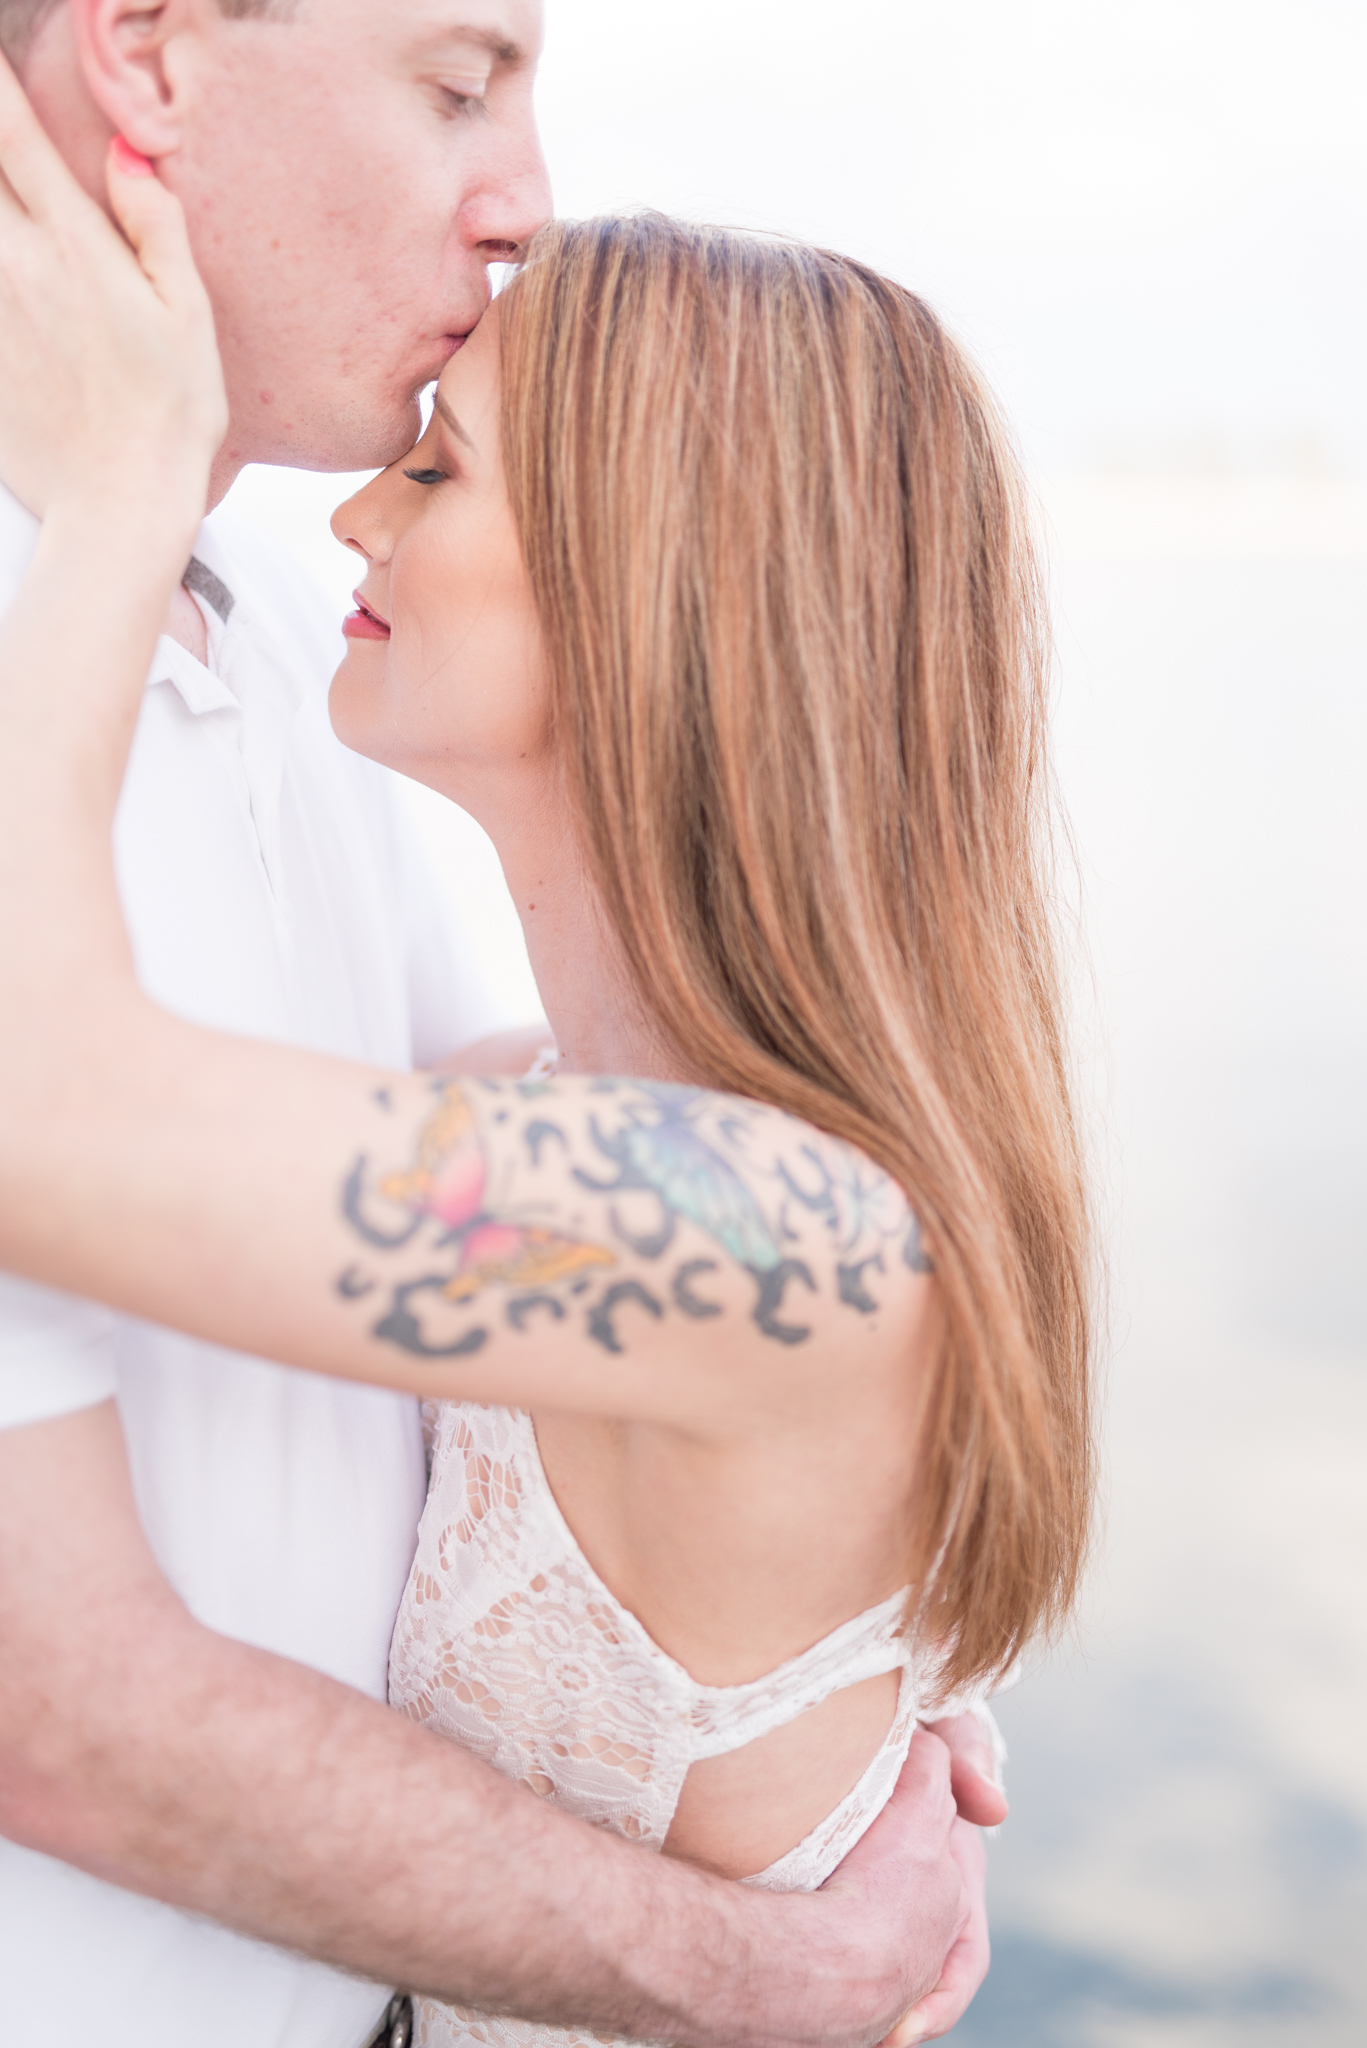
[67,0,207,159]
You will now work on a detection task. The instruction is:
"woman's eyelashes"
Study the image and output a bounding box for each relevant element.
[403,467,449,487]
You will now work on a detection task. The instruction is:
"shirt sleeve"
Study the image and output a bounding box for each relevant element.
[0,1273,119,1431]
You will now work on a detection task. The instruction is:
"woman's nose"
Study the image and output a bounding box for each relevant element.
[331,468,402,565]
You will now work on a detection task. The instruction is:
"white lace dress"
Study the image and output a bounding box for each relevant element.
[388,1401,1000,2048]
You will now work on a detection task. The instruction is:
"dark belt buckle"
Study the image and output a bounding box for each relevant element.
[371,1994,413,2048]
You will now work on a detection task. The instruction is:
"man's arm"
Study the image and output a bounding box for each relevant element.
[0,1401,967,2048]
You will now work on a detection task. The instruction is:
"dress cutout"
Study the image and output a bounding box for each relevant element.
[388,1401,996,2048]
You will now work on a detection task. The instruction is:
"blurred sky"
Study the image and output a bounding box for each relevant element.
[535,0,1367,477]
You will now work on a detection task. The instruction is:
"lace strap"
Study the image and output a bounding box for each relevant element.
[686,1590,913,1760]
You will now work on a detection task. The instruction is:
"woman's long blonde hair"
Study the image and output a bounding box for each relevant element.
[499,214,1093,1696]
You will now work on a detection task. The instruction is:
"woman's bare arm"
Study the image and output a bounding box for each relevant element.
[0,1000,932,1427]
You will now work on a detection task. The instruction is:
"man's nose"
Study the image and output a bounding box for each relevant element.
[465,126,553,267]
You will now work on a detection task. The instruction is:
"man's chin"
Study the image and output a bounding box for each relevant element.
[328,409,421,476]
[242,390,424,478]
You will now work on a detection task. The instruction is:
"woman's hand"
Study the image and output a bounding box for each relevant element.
[0,53,226,540]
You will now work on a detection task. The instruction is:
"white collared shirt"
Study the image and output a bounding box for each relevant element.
[0,484,515,2048]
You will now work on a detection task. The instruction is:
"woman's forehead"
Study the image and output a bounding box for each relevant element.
[433,300,503,446]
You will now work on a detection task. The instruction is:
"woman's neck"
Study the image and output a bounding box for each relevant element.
[465,764,679,1082]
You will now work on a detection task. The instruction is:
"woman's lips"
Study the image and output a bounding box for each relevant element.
[343,594,391,641]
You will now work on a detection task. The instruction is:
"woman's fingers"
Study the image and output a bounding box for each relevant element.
[0,47,90,226]
[103,140,226,455]
[0,62,225,524]
[0,53,194,326]
[0,162,25,229]
[106,139,205,313]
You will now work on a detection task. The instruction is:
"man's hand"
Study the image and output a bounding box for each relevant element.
[880,1821,988,2046]
[0,1403,975,2048]
[925,1709,1008,1830]
[870,1711,1006,2046]
[775,1728,968,2048]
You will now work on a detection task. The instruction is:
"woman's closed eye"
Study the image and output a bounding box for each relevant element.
[403,467,448,487]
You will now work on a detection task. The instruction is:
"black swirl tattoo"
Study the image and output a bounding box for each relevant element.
[507,1293,567,1331]
[373,1277,489,1358]
[672,1259,723,1319]
[837,1252,885,1313]
[748,1259,816,1345]
[587,1280,665,1354]
[342,1154,423,1250]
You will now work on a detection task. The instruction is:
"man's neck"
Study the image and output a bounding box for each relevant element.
[163,580,209,664]
[164,442,246,662]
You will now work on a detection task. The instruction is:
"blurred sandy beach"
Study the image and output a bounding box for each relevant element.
[950,478,1367,2045]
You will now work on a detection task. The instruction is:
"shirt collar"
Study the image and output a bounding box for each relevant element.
[0,482,302,726]
[149,629,239,716]
[146,511,234,715]
[151,508,304,724]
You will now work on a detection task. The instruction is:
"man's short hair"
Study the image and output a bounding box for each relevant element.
[1,1,289,62]
[0,0,57,57]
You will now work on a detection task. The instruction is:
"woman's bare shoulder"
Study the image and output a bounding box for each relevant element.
[641,1082,934,1329]
[414,1074,939,1423]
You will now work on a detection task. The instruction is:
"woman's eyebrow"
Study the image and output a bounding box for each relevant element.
[433,394,477,451]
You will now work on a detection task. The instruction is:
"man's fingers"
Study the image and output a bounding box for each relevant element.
[891,1937,989,2044]
[0,49,86,225]
[814,1724,965,2033]
[880,1819,991,2044]
[924,1710,1009,1828]
[877,1920,985,2048]
[923,1709,994,1781]
[878,2009,933,2048]
[824,1726,956,1892]
[880,1725,957,1838]
[948,1759,1008,1829]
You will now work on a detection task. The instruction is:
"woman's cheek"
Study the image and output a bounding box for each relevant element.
[417,587,550,767]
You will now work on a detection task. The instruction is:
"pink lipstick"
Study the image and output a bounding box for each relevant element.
[343,593,391,641]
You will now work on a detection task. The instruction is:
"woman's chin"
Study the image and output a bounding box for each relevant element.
[327,657,398,767]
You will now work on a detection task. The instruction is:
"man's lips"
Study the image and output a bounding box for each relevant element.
[343,593,391,642]
[424,322,477,377]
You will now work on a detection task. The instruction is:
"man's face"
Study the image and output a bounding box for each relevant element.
[164,0,550,475]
